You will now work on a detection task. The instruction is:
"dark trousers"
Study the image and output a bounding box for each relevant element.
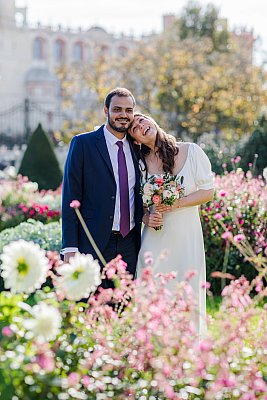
[101,229,138,288]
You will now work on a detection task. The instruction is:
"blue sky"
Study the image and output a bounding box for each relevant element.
[17,0,267,61]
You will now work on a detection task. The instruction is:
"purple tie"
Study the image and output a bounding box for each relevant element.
[116,141,130,237]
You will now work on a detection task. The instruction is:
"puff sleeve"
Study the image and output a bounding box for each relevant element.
[191,143,214,190]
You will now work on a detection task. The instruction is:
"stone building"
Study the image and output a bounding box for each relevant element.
[0,0,138,138]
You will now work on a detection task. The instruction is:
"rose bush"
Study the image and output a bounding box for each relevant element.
[0,240,266,399]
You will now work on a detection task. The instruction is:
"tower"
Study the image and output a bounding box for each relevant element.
[0,0,16,29]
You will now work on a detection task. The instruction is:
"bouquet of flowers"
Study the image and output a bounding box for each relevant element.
[141,174,185,230]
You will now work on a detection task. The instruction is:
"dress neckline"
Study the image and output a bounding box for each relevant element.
[146,143,191,177]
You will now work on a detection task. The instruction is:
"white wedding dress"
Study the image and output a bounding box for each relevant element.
[137,143,214,334]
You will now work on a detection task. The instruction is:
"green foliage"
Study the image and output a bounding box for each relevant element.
[239,116,267,175]
[18,124,62,190]
[178,1,230,51]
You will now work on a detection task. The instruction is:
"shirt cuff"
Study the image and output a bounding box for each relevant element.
[60,247,79,255]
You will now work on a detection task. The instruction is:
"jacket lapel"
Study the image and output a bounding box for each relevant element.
[95,126,115,180]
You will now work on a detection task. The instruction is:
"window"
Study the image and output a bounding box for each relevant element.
[73,41,83,61]
[118,46,128,57]
[33,37,45,60]
[55,39,65,63]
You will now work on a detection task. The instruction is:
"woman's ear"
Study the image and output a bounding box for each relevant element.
[134,140,141,146]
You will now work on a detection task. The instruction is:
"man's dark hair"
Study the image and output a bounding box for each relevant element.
[104,87,136,109]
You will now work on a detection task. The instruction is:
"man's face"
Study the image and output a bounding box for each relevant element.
[105,95,134,133]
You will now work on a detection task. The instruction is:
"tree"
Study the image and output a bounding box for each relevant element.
[178,1,230,51]
[19,124,62,190]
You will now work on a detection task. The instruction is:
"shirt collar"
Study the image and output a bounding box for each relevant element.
[104,124,127,146]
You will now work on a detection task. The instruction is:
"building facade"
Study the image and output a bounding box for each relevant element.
[0,0,138,138]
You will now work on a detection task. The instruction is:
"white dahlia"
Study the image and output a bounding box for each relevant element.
[0,240,49,294]
[23,302,62,342]
[56,253,101,301]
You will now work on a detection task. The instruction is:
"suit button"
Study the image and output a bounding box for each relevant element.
[111,196,115,200]
[109,216,113,219]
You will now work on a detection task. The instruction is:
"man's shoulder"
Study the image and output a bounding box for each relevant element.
[73,126,104,143]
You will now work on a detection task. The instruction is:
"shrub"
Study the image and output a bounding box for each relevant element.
[18,123,62,190]
[238,116,267,176]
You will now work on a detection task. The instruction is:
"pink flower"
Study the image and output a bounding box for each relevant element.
[154,177,164,186]
[144,251,154,266]
[36,353,55,372]
[214,213,223,220]
[152,194,161,204]
[106,267,116,279]
[70,200,81,208]
[81,375,91,387]
[185,270,197,281]
[219,190,227,197]
[68,372,80,387]
[234,233,245,242]
[222,231,231,240]
[2,326,13,337]
[201,281,211,289]
[198,339,213,351]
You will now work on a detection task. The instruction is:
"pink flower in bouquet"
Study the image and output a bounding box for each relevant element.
[214,213,223,220]
[152,194,161,204]
[154,177,164,186]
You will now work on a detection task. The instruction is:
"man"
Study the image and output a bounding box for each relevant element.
[61,87,143,280]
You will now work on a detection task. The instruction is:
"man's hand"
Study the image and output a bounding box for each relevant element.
[64,252,76,263]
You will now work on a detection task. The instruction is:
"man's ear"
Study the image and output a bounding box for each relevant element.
[104,106,108,117]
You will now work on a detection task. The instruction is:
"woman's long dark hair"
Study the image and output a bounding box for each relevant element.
[128,113,180,177]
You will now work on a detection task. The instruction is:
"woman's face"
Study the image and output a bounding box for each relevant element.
[129,115,157,147]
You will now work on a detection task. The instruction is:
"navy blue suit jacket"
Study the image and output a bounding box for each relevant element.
[61,125,143,258]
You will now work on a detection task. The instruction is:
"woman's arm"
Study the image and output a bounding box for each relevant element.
[156,188,214,213]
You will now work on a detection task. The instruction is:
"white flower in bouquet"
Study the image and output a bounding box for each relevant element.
[56,253,101,301]
[0,240,49,293]
[143,182,154,195]
[163,189,172,200]
[23,302,62,342]
[263,167,267,181]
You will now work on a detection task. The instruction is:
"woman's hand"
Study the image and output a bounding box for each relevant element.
[143,211,163,228]
[156,199,180,213]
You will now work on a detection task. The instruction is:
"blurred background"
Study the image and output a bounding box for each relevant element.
[0,0,266,175]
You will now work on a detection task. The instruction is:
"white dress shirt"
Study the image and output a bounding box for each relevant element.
[61,124,136,255]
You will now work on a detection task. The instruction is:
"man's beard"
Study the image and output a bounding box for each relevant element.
[108,114,130,133]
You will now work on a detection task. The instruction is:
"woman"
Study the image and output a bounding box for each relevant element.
[129,113,214,334]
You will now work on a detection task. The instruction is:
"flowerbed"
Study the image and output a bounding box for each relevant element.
[201,163,267,293]
[0,240,267,399]
[0,175,61,231]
